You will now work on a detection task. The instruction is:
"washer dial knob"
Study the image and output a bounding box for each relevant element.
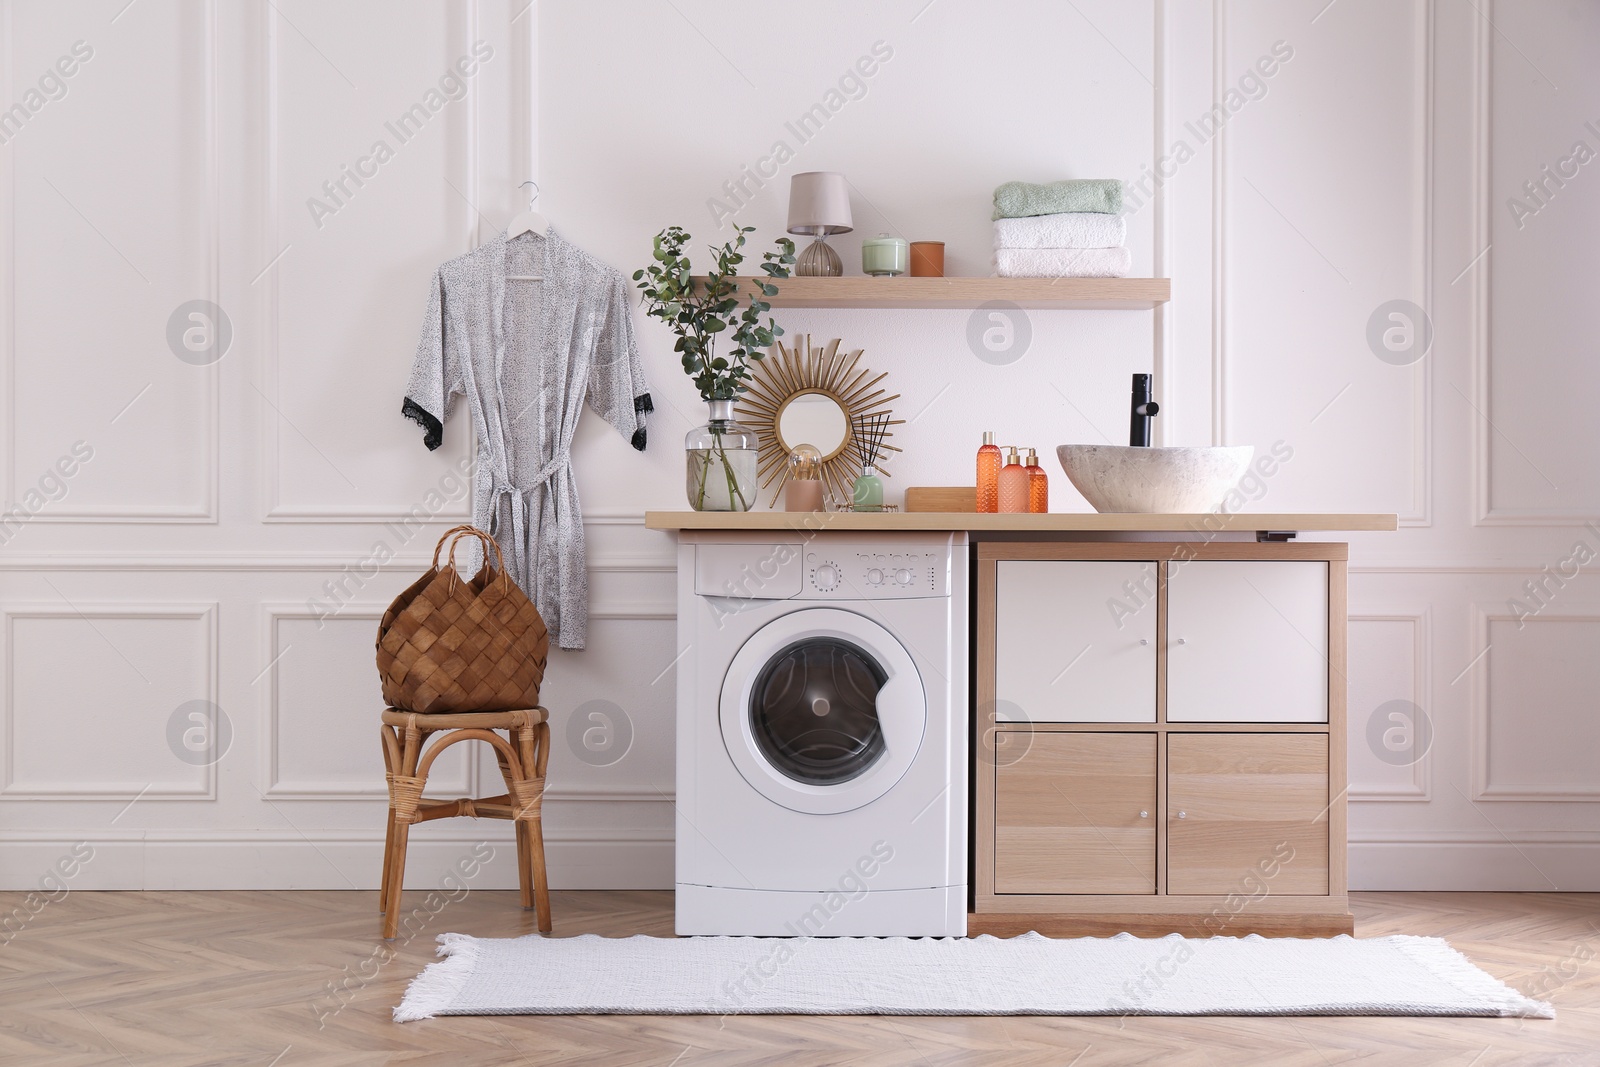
[865,567,885,585]
[813,562,840,591]
[895,567,915,586]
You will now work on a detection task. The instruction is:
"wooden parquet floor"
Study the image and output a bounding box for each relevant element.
[1,889,1597,1066]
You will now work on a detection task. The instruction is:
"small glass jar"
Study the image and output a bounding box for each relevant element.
[685,400,758,512]
[851,465,884,512]
[861,234,909,277]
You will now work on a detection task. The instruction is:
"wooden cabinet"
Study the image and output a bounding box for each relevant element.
[974,542,1350,938]
[995,733,1156,894]
[994,561,1157,722]
[1166,560,1328,723]
[1167,733,1329,895]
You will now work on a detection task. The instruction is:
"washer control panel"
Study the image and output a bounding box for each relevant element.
[804,546,949,599]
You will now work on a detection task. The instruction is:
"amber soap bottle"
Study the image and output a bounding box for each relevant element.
[976,431,1001,513]
[1025,448,1048,513]
[998,447,1030,513]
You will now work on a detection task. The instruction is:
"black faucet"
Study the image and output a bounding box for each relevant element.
[1129,373,1160,447]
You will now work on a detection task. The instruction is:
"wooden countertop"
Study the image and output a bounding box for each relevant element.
[644,511,1398,533]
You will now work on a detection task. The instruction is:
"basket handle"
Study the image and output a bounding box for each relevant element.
[431,525,510,592]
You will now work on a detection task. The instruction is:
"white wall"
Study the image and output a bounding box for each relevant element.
[2,0,1597,892]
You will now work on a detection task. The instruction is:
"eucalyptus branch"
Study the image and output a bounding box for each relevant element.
[634,225,796,402]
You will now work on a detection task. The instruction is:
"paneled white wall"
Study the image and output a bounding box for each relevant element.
[2,0,1597,891]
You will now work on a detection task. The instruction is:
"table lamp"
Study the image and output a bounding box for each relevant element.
[786,172,853,277]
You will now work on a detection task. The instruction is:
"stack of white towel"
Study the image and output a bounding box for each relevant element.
[991,179,1131,278]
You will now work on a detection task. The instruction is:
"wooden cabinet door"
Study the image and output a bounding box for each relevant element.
[1167,734,1330,895]
[995,560,1158,722]
[995,732,1156,894]
[1166,560,1328,723]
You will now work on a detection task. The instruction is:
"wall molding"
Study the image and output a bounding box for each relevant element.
[260,603,474,799]
[1468,0,1592,527]
[1470,606,1600,801]
[1152,0,1173,445]
[259,2,479,524]
[1210,0,1226,447]
[0,826,673,891]
[1209,0,1432,524]
[8,554,1599,577]
[1348,610,1432,802]
[1352,560,1600,574]
[0,549,677,572]
[8,828,1597,893]
[1470,0,1498,525]
[258,600,673,801]
[13,553,1597,575]
[1,601,218,799]
[1350,837,1600,891]
[589,602,675,621]
[1406,0,1435,527]
[2,1,221,524]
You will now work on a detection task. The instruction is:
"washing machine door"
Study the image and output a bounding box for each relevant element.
[719,607,926,815]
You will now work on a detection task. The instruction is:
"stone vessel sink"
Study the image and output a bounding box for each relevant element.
[1055,444,1255,514]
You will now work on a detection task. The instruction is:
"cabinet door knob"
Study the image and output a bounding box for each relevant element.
[1175,637,1188,645]
[1139,638,1149,646]
[1177,810,1187,819]
[1139,810,1149,819]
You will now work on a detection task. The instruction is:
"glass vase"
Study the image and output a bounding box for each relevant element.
[685,401,758,512]
[851,467,884,512]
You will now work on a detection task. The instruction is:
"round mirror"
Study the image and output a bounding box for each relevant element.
[776,391,849,460]
[735,336,901,508]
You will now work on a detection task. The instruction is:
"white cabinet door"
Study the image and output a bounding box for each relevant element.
[995,561,1157,722]
[1166,560,1328,723]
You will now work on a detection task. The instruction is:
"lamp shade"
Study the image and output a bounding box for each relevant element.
[786,172,853,236]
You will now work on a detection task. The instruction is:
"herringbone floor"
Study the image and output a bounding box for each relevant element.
[1,889,1596,1066]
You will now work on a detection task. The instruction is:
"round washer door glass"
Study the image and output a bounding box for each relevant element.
[719,607,927,816]
[749,638,886,784]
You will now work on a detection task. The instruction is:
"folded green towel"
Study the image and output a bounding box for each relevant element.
[992,179,1123,219]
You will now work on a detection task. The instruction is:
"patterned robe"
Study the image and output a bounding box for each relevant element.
[403,228,652,649]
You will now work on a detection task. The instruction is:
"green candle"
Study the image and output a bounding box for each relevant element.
[861,234,908,277]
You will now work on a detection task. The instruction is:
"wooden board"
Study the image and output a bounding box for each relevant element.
[1167,733,1331,896]
[646,511,1398,533]
[904,486,975,512]
[995,733,1157,894]
[734,276,1171,310]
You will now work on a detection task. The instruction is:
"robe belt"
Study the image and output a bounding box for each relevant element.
[485,449,570,585]
[529,449,571,488]
[486,481,527,582]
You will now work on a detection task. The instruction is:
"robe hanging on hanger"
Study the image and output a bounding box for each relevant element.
[402,228,652,650]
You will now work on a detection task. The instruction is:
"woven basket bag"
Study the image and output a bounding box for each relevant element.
[375,525,549,714]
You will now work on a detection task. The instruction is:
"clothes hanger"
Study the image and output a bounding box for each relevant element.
[505,180,547,281]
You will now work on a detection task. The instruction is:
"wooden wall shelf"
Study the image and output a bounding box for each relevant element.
[734,276,1170,310]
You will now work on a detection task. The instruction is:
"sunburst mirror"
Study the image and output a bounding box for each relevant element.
[736,335,903,507]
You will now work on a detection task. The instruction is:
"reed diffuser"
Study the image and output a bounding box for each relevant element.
[851,413,890,512]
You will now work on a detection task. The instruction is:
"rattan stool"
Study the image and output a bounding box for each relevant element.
[378,707,551,939]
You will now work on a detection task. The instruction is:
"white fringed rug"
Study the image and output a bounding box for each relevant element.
[394,932,1552,1021]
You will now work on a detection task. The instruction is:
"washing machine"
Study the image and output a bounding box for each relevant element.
[674,529,968,937]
